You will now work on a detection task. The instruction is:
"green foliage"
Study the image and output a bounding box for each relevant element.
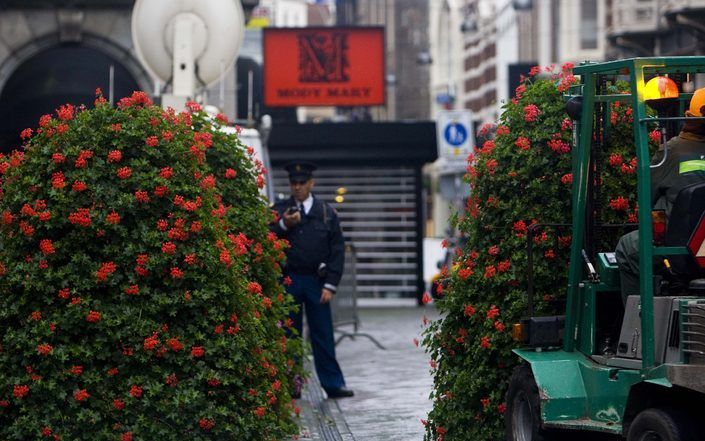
[0,92,303,440]
[423,67,658,441]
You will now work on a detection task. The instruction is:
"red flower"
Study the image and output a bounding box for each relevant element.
[184,253,197,265]
[199,418,215,431]
[609,196,629,211]
[69,365,83,376]
[129,385,143,398]
[166,338,183,352]
[68,208,91,227]
[111,123,122,132]
[20,128,33,140]
[96,261,117,281]
[13,385,29,399]
[523,104,540,122]
[56,104,74,121]
[200,175,216,190]
[254,407,266,418]
[247,282,262,295]
[161,242,176,255]
[480,336,491,349]
[464,304,476,317]
[121,432,133,441]
[207,378,221,387]
[145,136,158,147]
[421,291,432,305]
[561,173,572,185]
[224,168,237,179]
[485,158,498,174]
[494,321,506,332]
[159,167,173,179]
[73,389,89,401]
[486,305,500,320]
[116,167,132,179]
[481,397,490,408]
[649,129,661,144]
[488,245,499,256]
[134,190,150,203]
[483,265,496,278]
[39,239,55,256]
[107,150,122,163]
[30,311,42,321]
[41,426,52,437]
[458,267,473,279]
[86,310,101,323]
[106,211,121,225]
[498,403,507,413]
[74,150,94,168]
[71,180,87,192]
[170,267,184,279]
[124,285,139,295]
[153,185,169,197]
[143,334,159,351]
[191,346,205,358]
[219,249,232,266]
[113,398,125,410]
[609,153,623,167]
[51,172,65,189]
[514,136,531,151]
[498,260,511,272]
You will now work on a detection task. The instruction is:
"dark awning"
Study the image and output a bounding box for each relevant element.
[267,122,438,166]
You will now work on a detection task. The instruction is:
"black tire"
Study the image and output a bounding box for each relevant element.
[627,408,694,441]
[505,363,555,441]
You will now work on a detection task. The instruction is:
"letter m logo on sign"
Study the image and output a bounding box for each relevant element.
[298,32,350,83]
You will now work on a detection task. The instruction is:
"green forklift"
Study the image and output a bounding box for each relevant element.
[506,57,705,441]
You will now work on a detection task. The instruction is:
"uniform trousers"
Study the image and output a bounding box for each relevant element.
[286,274,346,392]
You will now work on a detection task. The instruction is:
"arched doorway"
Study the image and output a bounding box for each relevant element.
[0,45,141,151]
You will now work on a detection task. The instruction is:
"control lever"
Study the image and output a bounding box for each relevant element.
[582,249,600,282]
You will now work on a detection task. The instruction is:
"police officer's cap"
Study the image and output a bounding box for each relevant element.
[284,161,317,182]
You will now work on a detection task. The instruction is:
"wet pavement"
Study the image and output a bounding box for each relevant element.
[292,301,439,441]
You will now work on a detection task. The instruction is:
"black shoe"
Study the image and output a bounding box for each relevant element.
[325,387,354,398]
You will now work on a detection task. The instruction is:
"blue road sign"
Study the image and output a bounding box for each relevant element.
[443,122,467,147]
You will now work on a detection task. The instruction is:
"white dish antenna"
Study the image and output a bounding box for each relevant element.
[132,0,244,103]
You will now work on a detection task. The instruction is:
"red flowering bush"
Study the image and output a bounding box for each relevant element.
[0,91,302,440]
[423,67,658,440]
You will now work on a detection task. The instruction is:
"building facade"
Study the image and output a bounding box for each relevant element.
[0,0,259,149]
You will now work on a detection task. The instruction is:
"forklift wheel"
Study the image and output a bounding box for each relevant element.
[505,363,555,441]
[627,408,694,441]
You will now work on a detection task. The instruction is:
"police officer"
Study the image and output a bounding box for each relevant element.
[270,160,353,399]
[616,88,705,303]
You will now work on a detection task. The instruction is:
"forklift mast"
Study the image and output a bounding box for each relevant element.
[566,57,705,369]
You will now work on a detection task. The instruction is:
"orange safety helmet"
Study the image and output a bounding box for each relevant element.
[689,88,705,116]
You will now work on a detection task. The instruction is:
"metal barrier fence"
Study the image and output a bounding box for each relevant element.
[331,243,386,350]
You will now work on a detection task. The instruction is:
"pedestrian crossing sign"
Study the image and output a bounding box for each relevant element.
[436,110,474,164]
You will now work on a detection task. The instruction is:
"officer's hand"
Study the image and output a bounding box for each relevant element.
[283,210,301,228]
[320,288,333,304]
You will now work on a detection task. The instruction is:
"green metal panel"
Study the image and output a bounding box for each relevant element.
[515,349,644,434]
[576,284,597,355]
[565,72,596,353]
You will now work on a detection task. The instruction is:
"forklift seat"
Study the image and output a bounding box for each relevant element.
[665,181,705,279]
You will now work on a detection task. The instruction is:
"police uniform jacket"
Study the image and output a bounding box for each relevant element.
[270,196,345,289]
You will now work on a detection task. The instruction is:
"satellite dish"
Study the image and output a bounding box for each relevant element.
[132,0,244,99]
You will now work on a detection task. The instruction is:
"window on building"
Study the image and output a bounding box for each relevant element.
[580,0,598,50]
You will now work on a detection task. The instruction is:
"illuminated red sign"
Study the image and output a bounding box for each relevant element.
[263,27,385,107]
